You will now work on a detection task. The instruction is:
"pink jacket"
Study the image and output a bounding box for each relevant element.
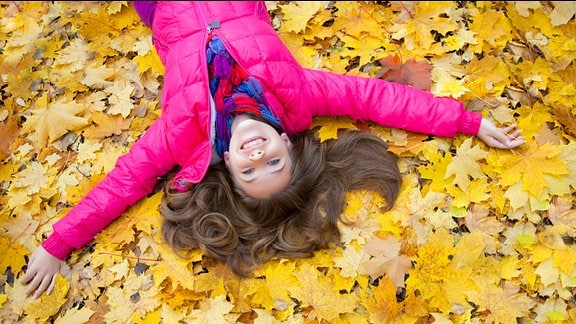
[43,1,482,260]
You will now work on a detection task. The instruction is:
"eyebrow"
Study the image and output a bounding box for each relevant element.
[243,162,286,184]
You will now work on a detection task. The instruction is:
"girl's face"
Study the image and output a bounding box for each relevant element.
[223,115,293,199]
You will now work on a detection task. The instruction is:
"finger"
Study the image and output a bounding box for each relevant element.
[507,129,522,139]
[491,130,513,147]
[20,269,35,284]
[34,276,52,299]
[46,273,57,295]
[21,252,38,284]
[501,124,517,134]
[24,275,41,297]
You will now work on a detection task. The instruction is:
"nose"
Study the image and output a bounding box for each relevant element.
[249,150,264,161]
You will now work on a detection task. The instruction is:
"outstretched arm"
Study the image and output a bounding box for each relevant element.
[301,68,524,149]
[21,119,176,298]
[301,68,481,138]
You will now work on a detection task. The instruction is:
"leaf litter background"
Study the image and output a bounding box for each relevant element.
[1,1,576,323]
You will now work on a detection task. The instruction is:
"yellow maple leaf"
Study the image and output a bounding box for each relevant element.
[0,236,28,274]
[133,49,165,75]
[466,281,535,323]
[405,228,458,314]
[288,263,357,322]
[81,61,116,88]
[11,161,49,195]
[54,38,94,72]
[431,67,470,98]
[465,205,506,236]
[418,146,453,193]
[105,79,135,118]
[310,117,358,142]
[104,276,161,323]
[278,1,324,34]
[533,299,569,323]
[499,142,569,198]
[152,243,199,291]
[468,6,513,53]
[338,34,384,68]
[334,243,371,279]
[332,2,388,39]
[463,54,510,101]
[23,275,70,322]
[254,259,299,308]
[361,277,404,323]
[84,112,131,139]
[444,137,488,191]
[448,178,492,210]
[515,102,556,138]
[451,232,486,270]
[21,94,89,149]
[188,295,237,322]
[276,31,318,68]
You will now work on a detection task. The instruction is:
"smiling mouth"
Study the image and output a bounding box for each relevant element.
[241,137,266,150]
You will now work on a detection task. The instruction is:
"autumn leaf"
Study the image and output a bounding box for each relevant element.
[466,281,536,323]
[361,236,412,287]
[84,111,131,140]
[334,243,371,279]
[278,1,324,34]
[0,236,28,274]
[498,142,569,198]
[361,277,405,323]
[444,137,488,191]
[288,263,357,322]
[375,54,432,90]
[22,275,70,322]
[310,117,358,142]
[20,94,89,149]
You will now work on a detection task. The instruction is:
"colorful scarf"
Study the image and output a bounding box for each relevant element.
[206,36,283,156]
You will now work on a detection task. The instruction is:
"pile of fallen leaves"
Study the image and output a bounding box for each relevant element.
[1,1,575,323]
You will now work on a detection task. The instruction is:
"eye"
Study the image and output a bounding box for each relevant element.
[268,158,280,166]
[241,168,254,175]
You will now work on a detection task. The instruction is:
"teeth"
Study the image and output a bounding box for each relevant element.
[243,138,264,149]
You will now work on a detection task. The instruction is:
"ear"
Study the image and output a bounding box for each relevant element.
[281,133,293,149]
[223,151,231,169]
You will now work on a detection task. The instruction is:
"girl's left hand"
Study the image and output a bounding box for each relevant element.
[477,118,525,149]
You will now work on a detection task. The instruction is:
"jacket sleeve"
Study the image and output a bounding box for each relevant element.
[301,68,482,138]
[42,118,176,260]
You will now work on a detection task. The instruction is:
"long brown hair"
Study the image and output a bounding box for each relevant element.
[160,129,401,276]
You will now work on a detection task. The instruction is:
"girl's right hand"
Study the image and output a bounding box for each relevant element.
[20,246,63,299]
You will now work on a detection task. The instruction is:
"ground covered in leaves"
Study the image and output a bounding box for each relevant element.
[1,1,576,323]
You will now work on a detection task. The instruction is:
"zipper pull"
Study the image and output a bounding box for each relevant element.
[207,21,221,33]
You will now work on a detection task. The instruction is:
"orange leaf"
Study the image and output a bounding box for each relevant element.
[375,54,432,90]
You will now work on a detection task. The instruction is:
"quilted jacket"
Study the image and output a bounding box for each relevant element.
[42,1,482,260]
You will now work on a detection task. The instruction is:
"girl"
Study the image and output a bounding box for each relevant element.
[21,1,524,298]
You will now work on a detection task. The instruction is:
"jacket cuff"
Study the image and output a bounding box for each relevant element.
[457,111,483,136]
[42,232,74,261]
